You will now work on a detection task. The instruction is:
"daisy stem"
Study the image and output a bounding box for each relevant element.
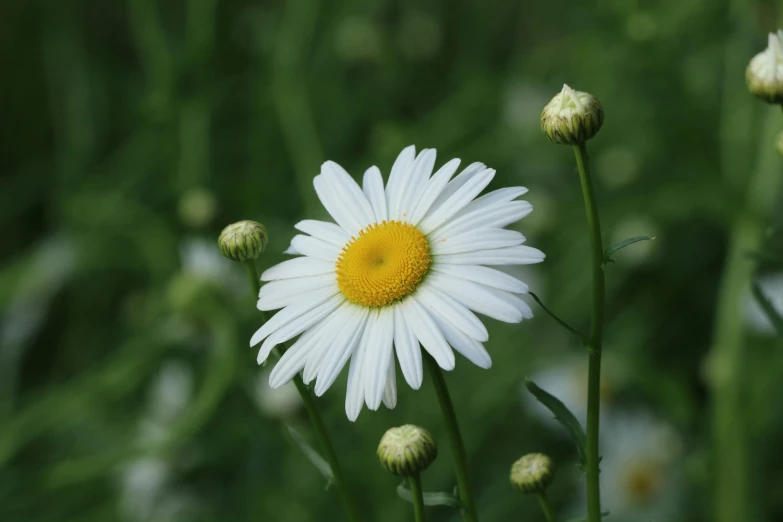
[409,473,427,522]
[242,260,363,522]
[425,354,479,522]
[536,492,556,522]
[572,142,605,522]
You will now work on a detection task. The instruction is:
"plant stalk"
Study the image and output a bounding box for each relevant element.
[537,492,556,522]
[409,473,427,522]
[425,354,479,522]
[243,260,363,522]
[573,142,605,522]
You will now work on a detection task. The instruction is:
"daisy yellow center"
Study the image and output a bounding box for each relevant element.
[336,220,431,307]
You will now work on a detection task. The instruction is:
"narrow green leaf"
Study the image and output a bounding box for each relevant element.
[604,235,654,259]
[525,379,588,468]
[752,280,783,335]
[396,483,461,508]
[284,425,334,486]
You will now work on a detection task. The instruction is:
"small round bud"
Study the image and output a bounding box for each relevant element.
[510,453,554,493]
[746,30,783,104]
[377,425,437,476]
[218,221,268,262]
[541,84,604,145]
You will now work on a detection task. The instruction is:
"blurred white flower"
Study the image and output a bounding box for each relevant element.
[524,356,623,429]
[597,412,683,522]
[119,457,169,521]
[747,30,783,104]
[148,361,194,425]
[743,272,783,336]
[250,368,302,419]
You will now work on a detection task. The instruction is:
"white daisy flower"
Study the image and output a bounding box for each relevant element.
[251,146,544,420]
[596,412,683,522]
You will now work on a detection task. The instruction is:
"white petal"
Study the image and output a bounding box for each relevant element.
[430,312,492,369]
[452,187,528,220]
[314,307,369,396]
[302,303,355,383]
[431,228,525,256]
[345,326,369,421]
[382,352,397,409]
[432,264,528,294]
[408,158,461,225]
[314,175,365,235]
[403,296,455,370]
[250,287,338,346]
[362,166,388,222]
[363,308,394,410]
[321,161,375,226]
[427,272,523,323]
[289,235,341,262]
[394,149,436,220]
[430,200,533,241]
[257,275,337,311]
[268,320,328,386]
[393,304,423,389]
[436,245,545,265]
[419,168,495,233]
[261,257,335,281]
[415,284,488,342]
[426,161,485,216]
[294,220,351,247]
[385,145,416,221]
[256,294,344,363]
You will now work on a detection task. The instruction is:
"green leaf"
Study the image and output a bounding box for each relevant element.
[525,379,588,468]
[604,236,654,260]
[396,483,461,508]
[284,425,334,487]
[752,280,783,335]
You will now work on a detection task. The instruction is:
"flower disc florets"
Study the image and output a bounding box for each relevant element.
[747,30,783,104]
[510,453,554,493]
[377,424,438,476]
[541,84,604,145]
[218,220,268,262]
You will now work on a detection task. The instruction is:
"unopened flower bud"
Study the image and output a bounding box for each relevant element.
[510,453,554,493]
[377,425,437,476]
[747,30,783,104]
[541,84,604,145]
[218,221,268,262]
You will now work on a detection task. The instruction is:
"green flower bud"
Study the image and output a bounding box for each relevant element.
[218,221,268,262]
[747,30,783,104]
[510,453,554,493]
[377,425,437,476]
[541,84,604,145]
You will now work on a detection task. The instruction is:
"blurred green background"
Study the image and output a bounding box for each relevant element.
[3,0,783,521]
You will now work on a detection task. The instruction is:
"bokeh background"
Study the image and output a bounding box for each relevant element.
[3,0,783,521]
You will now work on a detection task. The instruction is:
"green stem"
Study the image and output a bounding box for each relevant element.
[425,354,479,522]
[242,260,363,522]
[537,492,556,522]
[529,292,590,344]
[409,473,427,522]
[710,107,783,522]
[573,142,605,522]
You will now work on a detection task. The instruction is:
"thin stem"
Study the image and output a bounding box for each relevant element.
[529,292,590,344]
[710,106,783,522]
[242,260,363,522]
[537,492,556,522]
[409,473,427,522]
[751,280,783,335]
[573,142,605,522]
[425,354,479,522]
